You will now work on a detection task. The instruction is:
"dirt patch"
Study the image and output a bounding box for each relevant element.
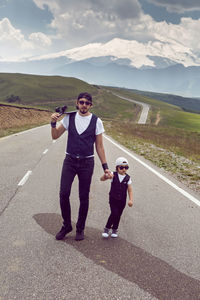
[155,111,161,125]
[0,104,51,136]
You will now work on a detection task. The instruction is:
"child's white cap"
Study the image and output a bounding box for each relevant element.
[115,157,129,166]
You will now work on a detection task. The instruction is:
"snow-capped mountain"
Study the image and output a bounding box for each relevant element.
[1,38,200,97]
[30,38,200,68]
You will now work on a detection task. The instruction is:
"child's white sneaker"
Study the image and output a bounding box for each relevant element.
[102,228,110,238]
[111,229,118,238]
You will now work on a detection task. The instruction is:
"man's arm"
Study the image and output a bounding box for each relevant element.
[51,112,66,139]
[95,133,107,163]
[95,134,111,176]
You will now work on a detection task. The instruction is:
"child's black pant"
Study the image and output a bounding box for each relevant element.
[105,197,126,230]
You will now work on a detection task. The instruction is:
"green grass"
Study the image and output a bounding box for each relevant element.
[161,109,200,131]
[104,122,200,161]
[0,73,97,108]
[106,87,200,133]
[91,91,141,121]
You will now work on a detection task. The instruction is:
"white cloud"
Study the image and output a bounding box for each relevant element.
[33,0,142,47]
[0,18,52,60]
[29,32,52,47]
[0,18,31,60]
[141,15,200,53]
[147,0,200,13]
[32,0,200,57]
[33,0,60,12]
[0,18,30,48]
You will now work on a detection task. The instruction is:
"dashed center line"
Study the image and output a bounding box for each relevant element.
[43,149,49,155]
[17,146,53,187]
[18,171,32,186]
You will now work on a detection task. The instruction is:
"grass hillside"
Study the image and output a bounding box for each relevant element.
[0,73,199,192]
[106,87,200,133]
[0,73,97,110]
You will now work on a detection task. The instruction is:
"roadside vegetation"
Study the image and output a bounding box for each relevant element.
[102,87,200,193]
[0,73,199,193]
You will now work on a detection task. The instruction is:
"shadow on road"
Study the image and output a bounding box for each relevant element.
[33,213,200,300]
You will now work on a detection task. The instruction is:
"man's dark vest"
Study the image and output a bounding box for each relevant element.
[109,172,130,201]
[66,112,98,157]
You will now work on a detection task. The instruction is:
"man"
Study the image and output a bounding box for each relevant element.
[51,92,110,241]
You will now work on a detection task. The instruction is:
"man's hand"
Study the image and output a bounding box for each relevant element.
[50,113,66,140]
[51,112,61,123]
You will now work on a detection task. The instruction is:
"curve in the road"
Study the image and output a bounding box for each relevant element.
[112,92,150,124]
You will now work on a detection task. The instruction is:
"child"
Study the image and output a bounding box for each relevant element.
[100,157,133,238]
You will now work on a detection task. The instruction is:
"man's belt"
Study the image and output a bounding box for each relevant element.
[66,153,94,159]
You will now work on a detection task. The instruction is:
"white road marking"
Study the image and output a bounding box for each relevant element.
[104,134,200,207]
[18,171,32,186]
[43,149,49,155]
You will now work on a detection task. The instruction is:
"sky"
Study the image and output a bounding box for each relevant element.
[0,0,200,61]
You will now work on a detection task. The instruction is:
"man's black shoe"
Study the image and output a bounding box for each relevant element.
[55,226,72,240]
[75,230,84,241]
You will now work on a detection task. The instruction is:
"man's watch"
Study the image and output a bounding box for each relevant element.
[102,163,108,171]
[51,121,56,128]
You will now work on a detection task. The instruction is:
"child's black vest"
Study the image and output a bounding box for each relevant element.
[109,172,130,202]
[66,112,98,157]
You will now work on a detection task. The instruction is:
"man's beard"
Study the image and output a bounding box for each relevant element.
[80,108,88,114]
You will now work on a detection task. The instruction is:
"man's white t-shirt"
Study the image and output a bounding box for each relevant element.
[61,112,105,135]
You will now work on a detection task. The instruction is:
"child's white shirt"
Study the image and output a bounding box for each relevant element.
[111,172,132,185]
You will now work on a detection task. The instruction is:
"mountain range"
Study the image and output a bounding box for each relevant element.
[0,38,200,98]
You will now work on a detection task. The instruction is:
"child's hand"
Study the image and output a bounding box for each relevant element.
[106,171,113,179]
[104,170,113,179]
[100,171,113,181]
[100,172,112,181]
[128,201,133,207]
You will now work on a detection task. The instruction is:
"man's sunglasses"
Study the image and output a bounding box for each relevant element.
[119,165,129,170]
[79,100,92,106]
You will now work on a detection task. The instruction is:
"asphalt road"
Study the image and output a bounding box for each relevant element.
[0,125,200,300]
[112,93,150,124]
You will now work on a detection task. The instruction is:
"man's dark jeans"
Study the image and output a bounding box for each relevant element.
[59,155,94,232]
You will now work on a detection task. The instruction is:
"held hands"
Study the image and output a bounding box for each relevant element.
[100,170,113,181]
[104,169,113,179]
